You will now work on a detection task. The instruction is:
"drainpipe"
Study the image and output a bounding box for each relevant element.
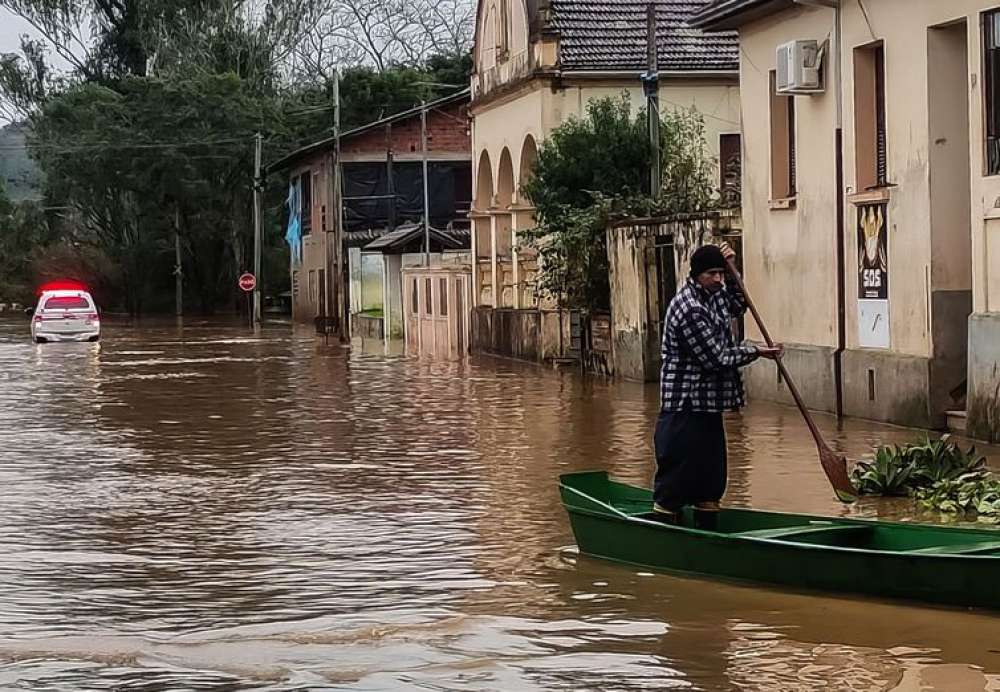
[795,0,845,418]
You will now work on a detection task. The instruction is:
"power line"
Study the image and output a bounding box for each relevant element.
[0,136,255,152]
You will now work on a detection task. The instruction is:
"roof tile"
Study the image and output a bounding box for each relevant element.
[550,0,738,72]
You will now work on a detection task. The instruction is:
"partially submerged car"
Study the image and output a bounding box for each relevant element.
[31,288,101,343]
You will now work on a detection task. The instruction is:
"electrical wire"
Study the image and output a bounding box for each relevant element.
[858,0,877,41]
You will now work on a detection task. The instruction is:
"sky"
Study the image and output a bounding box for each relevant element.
[0,7,74,125]
[0,7,74,70]
[1,8,37,54]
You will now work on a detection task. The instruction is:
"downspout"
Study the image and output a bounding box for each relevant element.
[795,0,845,418]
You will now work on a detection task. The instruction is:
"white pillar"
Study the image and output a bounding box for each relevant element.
[471,216,478,306]
[512,212,521,309]
[490,214,499,308]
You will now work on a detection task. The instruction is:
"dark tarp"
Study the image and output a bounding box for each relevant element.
[343,161,472,232]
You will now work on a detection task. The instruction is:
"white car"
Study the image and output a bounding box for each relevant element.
[31,290,101,343]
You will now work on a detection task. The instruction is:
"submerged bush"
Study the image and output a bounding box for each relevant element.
[851,435,995,519]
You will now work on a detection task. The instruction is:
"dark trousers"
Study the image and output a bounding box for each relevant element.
[652,409,727,512]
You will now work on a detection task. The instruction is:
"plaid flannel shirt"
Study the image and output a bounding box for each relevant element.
[660,277,759,413]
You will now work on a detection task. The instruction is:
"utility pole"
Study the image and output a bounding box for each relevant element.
[642,2,661,196]
[421,99,431,267]
[333,69,347,343]
[253,131,263,325]
[174,207,182,317]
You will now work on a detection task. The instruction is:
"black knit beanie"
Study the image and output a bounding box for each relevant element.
[689,245,727,278]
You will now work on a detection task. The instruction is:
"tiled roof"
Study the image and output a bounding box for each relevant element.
[550,0,738,72]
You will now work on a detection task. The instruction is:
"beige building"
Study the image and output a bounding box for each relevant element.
[692,0,1000,438]
[470,0,743,318]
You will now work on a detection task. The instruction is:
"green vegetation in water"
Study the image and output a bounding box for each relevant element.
[359,309,384,319]
[851,434,999,521]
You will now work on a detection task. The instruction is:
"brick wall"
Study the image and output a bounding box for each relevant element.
[340,103,470,156]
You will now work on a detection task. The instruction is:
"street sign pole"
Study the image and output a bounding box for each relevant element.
[239,272,257,329]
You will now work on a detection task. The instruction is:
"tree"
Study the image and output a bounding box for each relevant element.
[522,95,717,312]
[0,182,56,303]
[0,0,473,315]
[290,0,474,80]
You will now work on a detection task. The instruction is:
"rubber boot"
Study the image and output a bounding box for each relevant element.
[693,502,720,531]
[651,503,679,525]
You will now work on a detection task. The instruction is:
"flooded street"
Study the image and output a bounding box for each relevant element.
[2,316,1000,691]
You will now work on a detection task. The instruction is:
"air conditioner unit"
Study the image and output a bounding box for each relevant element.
[776,40,823,94]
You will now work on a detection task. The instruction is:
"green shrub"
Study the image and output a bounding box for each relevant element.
[850,434,999,520]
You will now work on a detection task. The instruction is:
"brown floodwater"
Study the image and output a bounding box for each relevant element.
[1,315,999,691]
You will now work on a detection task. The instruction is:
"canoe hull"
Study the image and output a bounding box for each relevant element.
[561,471,1000,611]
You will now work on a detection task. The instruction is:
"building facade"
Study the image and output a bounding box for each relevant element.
[470,0,743,315]
[693,0,1000,437]
[268,92,472,329]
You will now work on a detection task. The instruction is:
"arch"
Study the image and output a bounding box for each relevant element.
[475,150,494,209]
[478,2,498,72]
[517,134,539,200]
[473,0,530,72]
[497,147,515,207]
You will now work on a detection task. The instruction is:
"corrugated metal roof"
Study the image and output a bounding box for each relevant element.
[550,0,738,72]
[347,224,471,251]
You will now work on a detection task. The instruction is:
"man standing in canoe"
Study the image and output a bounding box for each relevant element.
[654,243,782,523]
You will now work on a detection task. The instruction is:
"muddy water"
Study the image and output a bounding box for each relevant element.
[1,316,999,691]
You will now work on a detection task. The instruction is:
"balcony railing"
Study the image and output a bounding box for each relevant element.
[472,49,533,100]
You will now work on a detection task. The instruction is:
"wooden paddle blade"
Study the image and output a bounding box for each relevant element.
[818,444,858,503]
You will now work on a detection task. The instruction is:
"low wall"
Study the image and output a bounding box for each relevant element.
[351,314,384,340]
[471,307,577,363]
[607,210,743,382]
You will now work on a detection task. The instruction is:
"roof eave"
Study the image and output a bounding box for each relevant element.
[689,0,794,31]
[559,68,739,80]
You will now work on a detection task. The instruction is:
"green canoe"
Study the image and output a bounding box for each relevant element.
[560,471,1000,610]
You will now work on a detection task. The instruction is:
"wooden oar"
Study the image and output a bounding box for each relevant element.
[725,258,858,503]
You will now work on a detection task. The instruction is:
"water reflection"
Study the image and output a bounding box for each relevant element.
[0,316,998,690]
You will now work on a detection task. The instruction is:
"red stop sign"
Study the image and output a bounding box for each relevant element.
[238,273,257,292]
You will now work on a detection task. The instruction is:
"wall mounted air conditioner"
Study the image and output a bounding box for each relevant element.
[776,40,823,94]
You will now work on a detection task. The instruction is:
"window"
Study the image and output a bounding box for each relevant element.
[43,296,90,310]
[854,42,888,190]
[719,133,742,206]
[300,171,313,235]
[495,0,510,60]
[439,278,448,316]
[411,279,419,315]
[986,11,1000,174]
[769,71,796,199]
[425,278,433,315]
[308,270,317,304]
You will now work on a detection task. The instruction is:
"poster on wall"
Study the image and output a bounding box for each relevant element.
[857,203,890,349]
[858,203,888,300]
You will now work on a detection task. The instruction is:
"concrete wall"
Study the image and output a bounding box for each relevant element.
[969,313,1000,441]
[359,254,384,313]
[606,211,743,382]
[351,314,384,339]
[384,255,404,339]
[471,307,575,362]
